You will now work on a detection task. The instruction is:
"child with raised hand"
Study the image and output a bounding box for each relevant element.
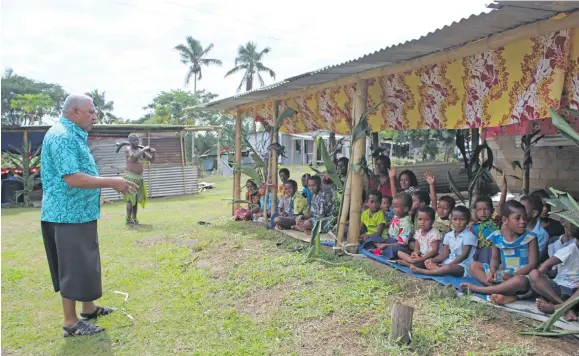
[389,167,420,196]
[520,195,550,259]
[530,223,579,321]
[359,191,386,242]
[462,200,539,288]
[367,193,414,259]
[471,196,500,264]
[398,206,441,268]
[424,171,455,235]
[409,206,478,278]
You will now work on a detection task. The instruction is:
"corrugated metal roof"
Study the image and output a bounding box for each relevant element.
[199,1,579,111]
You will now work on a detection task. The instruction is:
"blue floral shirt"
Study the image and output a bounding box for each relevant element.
[40,118,101,223]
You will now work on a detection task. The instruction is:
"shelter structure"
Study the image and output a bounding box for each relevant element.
[1,124,221,202]
[195,1,579,251]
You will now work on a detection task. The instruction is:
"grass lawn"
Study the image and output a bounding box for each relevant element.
[2,168,579,355]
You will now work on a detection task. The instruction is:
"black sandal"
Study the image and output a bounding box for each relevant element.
[80,306,116,321]
[63,320,104,337]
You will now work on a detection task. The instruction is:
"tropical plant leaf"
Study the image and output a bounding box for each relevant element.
[468,165,487,197]
[563,107,579,117]
[531,134,545,146]
[231,163,264,186]
[274,107,297,131]
[317,137,343,189]
[508,175,522,181]
[550,212,579,228]
[511,160,523,171]
[351,101,383,143]
[550,108,579,147]
[447,171,466,205]
[310,166,323,174]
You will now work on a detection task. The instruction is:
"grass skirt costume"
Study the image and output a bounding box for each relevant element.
[122,171,147,208]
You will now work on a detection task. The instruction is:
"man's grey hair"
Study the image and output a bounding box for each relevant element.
[62,94,93,114]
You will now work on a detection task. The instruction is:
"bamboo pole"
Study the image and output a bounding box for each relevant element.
[269,101,280,218]
[216,129,222,176]
[231,12,578,110]
[233,110,243,213]
[337,167,353,249]
[147,132,152,197]
[179,131,187,194]
[346,79,368,253]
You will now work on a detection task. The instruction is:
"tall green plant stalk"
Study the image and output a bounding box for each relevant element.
[5,141,41,206]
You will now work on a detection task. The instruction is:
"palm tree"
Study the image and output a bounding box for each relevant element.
[175,37,222,93]
[225,42,276,92]
[86,90,117,124]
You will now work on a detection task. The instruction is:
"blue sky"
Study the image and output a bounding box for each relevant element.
[2,0,491,120]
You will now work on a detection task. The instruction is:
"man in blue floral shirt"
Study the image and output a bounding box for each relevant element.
[41,94,137,337]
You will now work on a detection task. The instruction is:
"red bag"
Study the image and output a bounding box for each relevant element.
[234,208,253,221]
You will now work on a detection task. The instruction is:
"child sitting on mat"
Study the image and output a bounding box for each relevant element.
[460,200,539,301]
[364,193,413,259]
[520,194,550,260]
[381,195,395,226]
[530,223,579,321]
[273,179,309,230]
[409,206,478,278]
[293,175,334,233]
[424,172,454,235]
[253,184,271,221]
[359,190,386,242]
[470,196,500,264]
[397,206,442,268]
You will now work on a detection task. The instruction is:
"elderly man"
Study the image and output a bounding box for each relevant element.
[41,94,138,337]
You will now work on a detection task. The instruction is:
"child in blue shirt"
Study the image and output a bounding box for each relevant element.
[409,206,478,278]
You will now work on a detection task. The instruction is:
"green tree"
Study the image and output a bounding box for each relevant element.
[141,89,216,125]
[175,37,222,94]
[1,69,68,126]
[225,42,276,92]
[86,89,117,124]
[9,93,54,126]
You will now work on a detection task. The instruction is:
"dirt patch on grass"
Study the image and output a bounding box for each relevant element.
[469,312,579,355]
[238,284,294,321]
[135,236,166,246]
[290,314,378,356]
[174,238,199,248]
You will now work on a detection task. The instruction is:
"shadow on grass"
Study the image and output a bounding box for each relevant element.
[59,333,112,356]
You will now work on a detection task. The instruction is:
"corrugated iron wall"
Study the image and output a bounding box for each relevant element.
[88,134,198,201]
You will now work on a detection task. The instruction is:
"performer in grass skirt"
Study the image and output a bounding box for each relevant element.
[122,133,156,225]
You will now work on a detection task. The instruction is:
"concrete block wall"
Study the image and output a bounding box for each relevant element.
[487,136,579,195]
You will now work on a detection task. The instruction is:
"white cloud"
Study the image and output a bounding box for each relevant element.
[2,0,491,120]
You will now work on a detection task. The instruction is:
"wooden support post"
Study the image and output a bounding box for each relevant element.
[216,129,222,176]
[147,132,152,196]
[346,79,368,253]
[312,136,319,169]
[337,168,352,249]
[179,131,187,194]
[269,101,280,218]
[301,138,306,165]
[290,137,294,167]
[233,109,242,214]
[389,303,414,345]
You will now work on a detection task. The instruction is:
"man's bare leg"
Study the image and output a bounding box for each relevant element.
[62,297,79,327]
[132,203,138,223]
[410,263,464,277]
[125,201,133,223]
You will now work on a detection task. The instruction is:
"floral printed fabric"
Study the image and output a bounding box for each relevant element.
[41,117,101,223]
[310,190,334,220]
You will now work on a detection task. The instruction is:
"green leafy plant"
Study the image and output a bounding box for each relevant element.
[447,142,494,207]
[222,198,259,210]
[312,136,343,189]
[545,187,579,228]
[506,128,544,195]
[4,141,41,206]
[518,294,579,337]
[550,108,579,146]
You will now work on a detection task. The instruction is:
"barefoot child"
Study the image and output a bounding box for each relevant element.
[409,206,477,278]
[529,223,579,321]
[398,206,441,268]
[367,193,413,259]
[459,201,540,305]
[471,196,500,264]
[273,179,309,230]
[293,175,334,233]
[466,200,539,285]
[359,191,386,241]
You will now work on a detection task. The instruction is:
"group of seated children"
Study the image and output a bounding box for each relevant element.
[359,167,578,321]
